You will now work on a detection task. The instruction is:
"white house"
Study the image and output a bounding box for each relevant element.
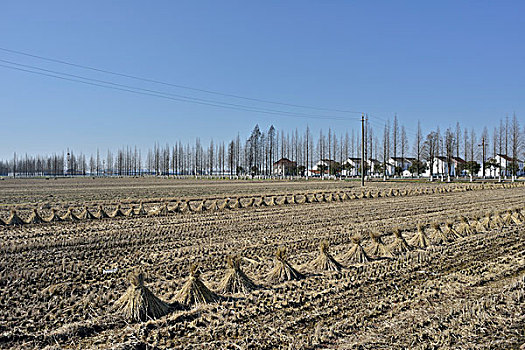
[367,158,382,176]
[309,159,339,177]
[478,154,524,177]
[495,154,524,177]
[387,157,417,176]
[273,158,297,176]
[341,157,361,176]
[452,157,467,176]
[425,156,466,177]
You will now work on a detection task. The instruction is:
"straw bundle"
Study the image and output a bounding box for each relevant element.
[510,209,523,225]
[47,208,64,222]
[258,197,268,206]
[6,209,26,226]
[114,271,171,322]
[189,201,204,212]
[60,208,81,221]
[27,208,46,224]
[304,194,313,203]
[308,241,343,272]
[341,235,370,264]
[241,197,255,208]
[491,211,505,228]
[175,264,220,305]
[429,222,449,244]
[409,224,430,249]
[389,227,412,254]
[125,207,136,217]
[135,202,147,216]
[471,214,485,232]
[228,198,240,209]
[217,255,257,294]
[513,208,524,222]
[480,212,493,230]
[111,204,127,218]
[76,206,98,220]
[96,205,111,219]
[444,221,462,240]
[177,201,190,213]
[457,216,473,236]
[267,247,304,283]
[158,203,170,216]
[367,231,393,258]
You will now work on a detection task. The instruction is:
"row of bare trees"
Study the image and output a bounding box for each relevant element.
[1,114,522,177]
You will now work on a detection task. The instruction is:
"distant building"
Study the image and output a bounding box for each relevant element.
[451,156,467,176]
[480,154,525,177]
[309,159,340,177]
[387,157,417,176]
[341,157,361,176]
[273,158,297,176]
[425,156,465,177]
[496,154,524,176]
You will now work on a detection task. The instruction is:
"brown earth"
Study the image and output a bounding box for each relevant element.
[0,179,523,349]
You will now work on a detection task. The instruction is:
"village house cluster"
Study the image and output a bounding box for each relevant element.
[273,154,525,179]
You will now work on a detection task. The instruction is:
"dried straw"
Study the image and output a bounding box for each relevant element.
[457,216,473,236]
[135,202,147,216]
[341,235,370,264]
[409,224,430,249]
[267,247,304,283]
[444,221,462,240]
[96,205,111,219]
[308,240,343,272]
[60,208,81,221]
[47,208,64,222]
[389,227,412,254]
[113,271,171,322]
[366,231,393,258]
[27,208,46,224]
[76,206,98,220]
[175,264,220,305]
[111,204,127,218]
[429,222,449,244]
[217,255,257,294]
[6,209,26,226]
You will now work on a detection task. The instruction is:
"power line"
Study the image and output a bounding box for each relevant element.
[0,46,364,115]
[0,58,357,121]
[0,63,360,121]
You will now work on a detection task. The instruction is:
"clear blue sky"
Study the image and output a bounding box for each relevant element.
[0,1,523,159]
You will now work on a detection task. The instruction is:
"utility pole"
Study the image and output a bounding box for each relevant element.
[479,137,486,179]
[361,114,365,187]
[364,114,368,179]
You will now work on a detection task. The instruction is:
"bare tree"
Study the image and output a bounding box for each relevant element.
[401,125,408,168]
[424,131,438,179]
[510,113,521,176]
[392,114,399,174]
[414,120,424,176]
[445,128,455,176]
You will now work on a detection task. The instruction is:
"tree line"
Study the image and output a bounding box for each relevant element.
[1,114,522,178]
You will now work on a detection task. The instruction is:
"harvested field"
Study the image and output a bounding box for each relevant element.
[0,179,524,349]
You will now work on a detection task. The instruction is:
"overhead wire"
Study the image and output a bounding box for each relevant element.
[0,61,360,121]
[0,46,364,115]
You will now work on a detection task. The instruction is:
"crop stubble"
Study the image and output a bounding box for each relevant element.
[0,179,523,349]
